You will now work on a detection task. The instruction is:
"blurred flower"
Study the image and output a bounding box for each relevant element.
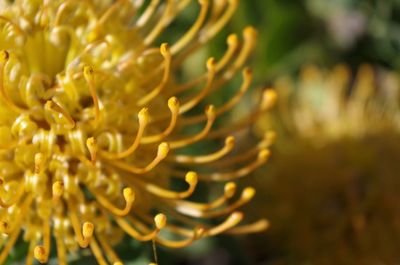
[251,64,400,263]
[0,0,276,264]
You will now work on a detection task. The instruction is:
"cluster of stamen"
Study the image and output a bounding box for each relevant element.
[0,0,276,264]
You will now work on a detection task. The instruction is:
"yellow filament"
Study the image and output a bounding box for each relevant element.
[138,43,172,106]
[181,68,252,125]
[143,171,198,199]
[179,58,216,114]
[226,219,270,235]
[176,187,255,218]
[26,237,37,265]
[83,66,101,122]
[34,218,51,264]
[141,97,179,144]
[136,0,160,27]
[196,149,270,181]
[55,234,67,265]
[98,234,123,264]
[144,0,173,45]
[213,131,276,167]
[90,238,108,265]
[170,0,209,55]
[203,211,243,237]
[172,33,239,93]
[169,105,216,149]
[115,217,159,241]
[169,136,235,164]
[156,226,204,248]
[0,181,24,208]
[107,142,169,174]
[0,50,23,113]
[69,207,94,248]
[100,108,148,159]
[86,137,98,164]
[45,100,76,128]
[92,187,135,217]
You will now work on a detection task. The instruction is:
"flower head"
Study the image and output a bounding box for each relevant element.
[0,0,275,264]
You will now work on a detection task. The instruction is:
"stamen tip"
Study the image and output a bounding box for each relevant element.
[157,142,170,158]
[258,149,271,161]
[185,171,198,186]
[225,136,235,146]
[82,222,94,238]
[227,34,238,46]
[0,50,9,63]
[34,246,47,264]
[242,187,256,200]
[154,213,167,229]
[168,97,179,110]
[83,65,94,79]
[138,108,149,124]
[224,182,237,198]
[123,187,135,203]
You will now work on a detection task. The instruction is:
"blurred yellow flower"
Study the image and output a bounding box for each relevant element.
[251,64,400,263]
[0,0,276,264]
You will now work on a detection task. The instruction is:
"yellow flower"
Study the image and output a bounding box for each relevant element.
[251,64,400,263]
[0,0,276,264]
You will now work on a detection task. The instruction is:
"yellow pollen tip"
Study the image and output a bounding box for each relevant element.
[34,246,47,264]
[114,263,123,265]
[82,222,94,238]
[225,136,235,146]
[168,97,179,110]
[243,67,253,78]
[160,43,170,56]
[242,187,256,200]
[83,66,94,79]
[230,211,244,222]
[123,187,135,203]
[0,50,9,63]
[262,89,277,109]
[0,177,4,186]
[207,57,216,71]
[205,105,216,118]
[138,108,149,124]
[244,26,258,39]
[258,149,271,161]
[52,181,64,198]
[227,34,238,45]
[154,213,167,229]
[224,182,237,198]
[157,142,170,158]
[185,171,198,186]
[86,137,97,162]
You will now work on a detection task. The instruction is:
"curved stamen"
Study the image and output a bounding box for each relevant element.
[34,218,51,264]
[144,0,174,45]
[173,182,236,212]
[86,137,98,164]
[142,171,198,199]
[169,105,216,149]
[136,0,160,27]
[0,178,25,208]
[0,50,23,113]
[156,226,204,248]
[92,187,135,217]
[197,149,271,181]
[68,206,94,248]
[83,66,101,123]
[168,136,235,164]
[116,214,166,241]
[100,108,148,159]
[180,67,252,125]
[179,58,216,114]
[170,0,209,55]
[107,142,169,174]
[138,43,171,106]
[226,219,270,234]
[176,187,255,218]
[141,97,179,144]
[55,233,67,265]
[44,100,76,129]
[203,211,243,237]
